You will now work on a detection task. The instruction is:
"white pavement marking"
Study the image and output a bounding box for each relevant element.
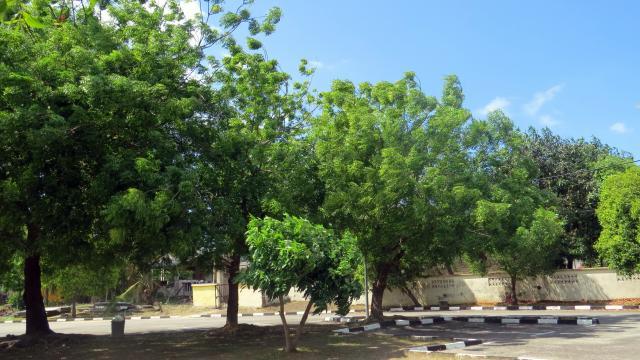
[501,318,521,324]
[537,318,558,324]
[363,323,381,331]
[606,305,623,310]
[395,319,410,326]
[532,331,555,336]
[445,341,467,350]
[575,305,592,310]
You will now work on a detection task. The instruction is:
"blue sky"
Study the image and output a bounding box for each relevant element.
[218,0,639,157]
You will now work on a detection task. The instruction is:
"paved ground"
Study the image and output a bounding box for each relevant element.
[2,310,640,359]
[0,314,328,337]
[384,310,640,359]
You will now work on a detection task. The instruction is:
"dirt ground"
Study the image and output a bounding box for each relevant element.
[0,324,456,360]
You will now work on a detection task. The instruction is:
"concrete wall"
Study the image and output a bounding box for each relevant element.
[382,268,640,306]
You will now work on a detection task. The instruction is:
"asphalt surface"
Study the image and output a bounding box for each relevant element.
[2,309,640,359]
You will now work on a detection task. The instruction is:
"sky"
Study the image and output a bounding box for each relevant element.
[202,0,639,157]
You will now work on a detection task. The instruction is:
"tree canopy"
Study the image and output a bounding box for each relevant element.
[595,166,640,274]
[242,215,361,352]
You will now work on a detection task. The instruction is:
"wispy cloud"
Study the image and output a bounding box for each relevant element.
[479,97,510,116]
[539,114,559,127]
[308,60,325,69]
[524,84,564,116]
[635,102,640,110]
[610,122,631,134]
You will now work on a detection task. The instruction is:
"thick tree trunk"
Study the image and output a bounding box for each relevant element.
[225,254,241,328]
[278,295,295,352]
[292,300,313,349]
[510,275,518,305]
[401,285,421,307]
[23,254,52,335]
[370,265,391,321]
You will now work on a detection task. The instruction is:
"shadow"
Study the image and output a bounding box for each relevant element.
[384,269,623,307]
[0,323,428,360]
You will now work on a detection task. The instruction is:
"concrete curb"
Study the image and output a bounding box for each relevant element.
[332,315,599,334]
[385,304,639,312]
[39,310,342,323]
[408,338,483,353]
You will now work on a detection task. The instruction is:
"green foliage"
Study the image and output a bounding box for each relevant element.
[595,166,640,274]
[46,264,121,302]
[242,215,362,316]
[469,112,564,283]
[312,73,481,316]
[524,128,631,265]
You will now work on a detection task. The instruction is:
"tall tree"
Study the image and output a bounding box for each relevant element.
[312,74,477,319]
[186,52,317,328]
[0,0,215,336]
[595,166,640,273]
[468,113,563,304]
[524,128,631,267]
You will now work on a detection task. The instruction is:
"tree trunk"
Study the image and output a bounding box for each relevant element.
[370,264,391,321]
[292,300,313,349]
[401,285,421,307]
[23,254,52,336]
[510,275,518,305]
[225,254,241,328]
[71,298,77,318]
[278,295,295,352]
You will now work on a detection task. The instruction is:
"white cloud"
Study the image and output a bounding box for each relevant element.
[539,114,559,127]
[479,97,510,116]
[635,102,640,110]
[610,122,631,134]
[308,60,325,69]
[524,84,564,116]
[180,0,201,20]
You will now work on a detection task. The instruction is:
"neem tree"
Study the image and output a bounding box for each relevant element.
[0,0,217,335]
[468,112,564,304]
[311,74,477,319]
[595,166,640,273]
[242,215,362,353]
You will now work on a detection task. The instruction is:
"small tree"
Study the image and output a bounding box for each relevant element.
[595,166,640,273]
[476,205,563,304]
[242,215,362,353]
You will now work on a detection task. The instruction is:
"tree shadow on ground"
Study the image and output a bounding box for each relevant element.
[0,323,430,360]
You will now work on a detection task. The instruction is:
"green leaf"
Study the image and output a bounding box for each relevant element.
[22,12,45,29]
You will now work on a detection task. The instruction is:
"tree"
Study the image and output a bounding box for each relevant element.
[242,215,362,352]
[595,166,640,273]
[312,74,477,319]
[524,128,631,267]
[46,264,121,317]
[469,113,564,304]
[186,53,318,328]
[0,0,216,336]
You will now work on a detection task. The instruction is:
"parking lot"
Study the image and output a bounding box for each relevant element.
[359,311,640,359]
